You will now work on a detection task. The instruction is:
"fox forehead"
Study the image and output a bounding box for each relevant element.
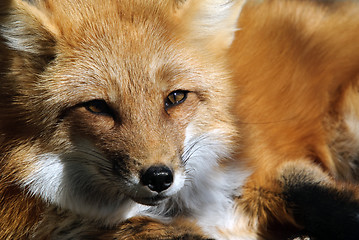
[47,43,203,116]
[41,1,204,107]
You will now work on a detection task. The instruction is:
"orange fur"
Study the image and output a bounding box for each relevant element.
[0,0,242,239]
[2,0,359,239]
[229,0,359,238]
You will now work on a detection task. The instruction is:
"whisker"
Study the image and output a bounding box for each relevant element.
[182,140,223,166]
[181,135,210,164]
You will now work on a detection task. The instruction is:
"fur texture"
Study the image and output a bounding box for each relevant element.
[2,0,359,239]
[230,0,359,239]
[0,0,247,239]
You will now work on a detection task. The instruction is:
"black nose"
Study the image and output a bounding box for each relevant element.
[141,166,173,193]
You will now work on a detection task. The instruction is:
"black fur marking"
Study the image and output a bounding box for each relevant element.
[283,178,359,240]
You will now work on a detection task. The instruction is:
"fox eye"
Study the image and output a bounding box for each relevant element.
[165,90,188,109]
[84,100,114,116]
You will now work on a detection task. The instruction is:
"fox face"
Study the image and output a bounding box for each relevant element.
[0,0,243,223]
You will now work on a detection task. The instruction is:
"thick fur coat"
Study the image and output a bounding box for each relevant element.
[1,0,359,239]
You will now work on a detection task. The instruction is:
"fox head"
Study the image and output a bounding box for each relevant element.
[0,0,245,222]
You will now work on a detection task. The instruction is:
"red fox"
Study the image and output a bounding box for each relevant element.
[1,0,359,239]
[0,0,247,239]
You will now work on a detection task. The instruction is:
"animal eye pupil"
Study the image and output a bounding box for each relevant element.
[165,90,188,109]
[88,104,103,113]
[85,100,112,116]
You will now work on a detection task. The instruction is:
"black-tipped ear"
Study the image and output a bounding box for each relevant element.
[1,0,57,69]
[172,0,246,52]
[280,162,359,240]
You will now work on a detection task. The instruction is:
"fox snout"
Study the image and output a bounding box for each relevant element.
[140,165,174,193]
[112,153,176,197]
[99,146,183,206]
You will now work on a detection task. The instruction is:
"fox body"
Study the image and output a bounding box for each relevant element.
[2,0,359,240]
[231,0,359,238]
[232,0,359,182]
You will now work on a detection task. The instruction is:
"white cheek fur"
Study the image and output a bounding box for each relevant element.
[181,127,251,236]
[23,153,64,204]
[144,124,252,238]
[22,151,136,224]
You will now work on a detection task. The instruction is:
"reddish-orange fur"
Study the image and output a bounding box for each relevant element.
[0,0,241,239]
[2,0,359,239]
[230,0,359,238]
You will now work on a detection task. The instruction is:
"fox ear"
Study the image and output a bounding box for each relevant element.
[1,0,58,59]
[172,0,246,51]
